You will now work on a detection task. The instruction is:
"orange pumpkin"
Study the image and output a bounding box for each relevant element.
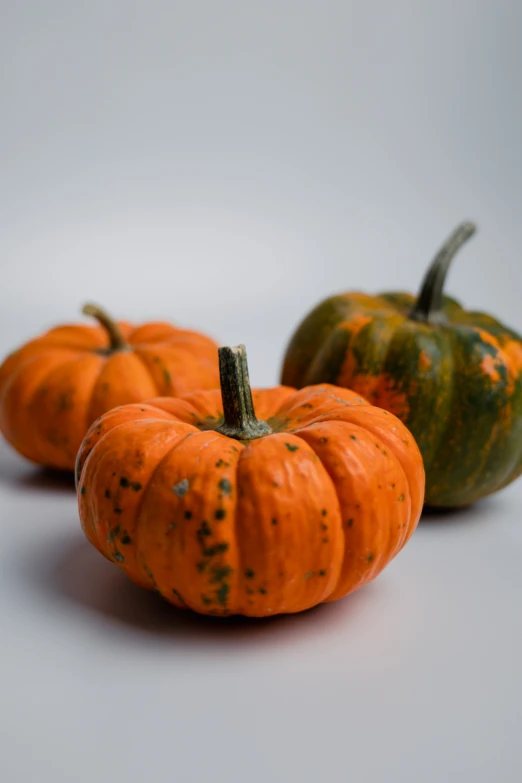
[0,304,220,471]
[77,344,425,618]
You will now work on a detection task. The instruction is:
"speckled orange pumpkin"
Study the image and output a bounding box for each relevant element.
[76,344,425,618]
[0,304,220,471]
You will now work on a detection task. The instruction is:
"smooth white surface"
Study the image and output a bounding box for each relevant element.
[1,442,522,783]
[2,2,522,781]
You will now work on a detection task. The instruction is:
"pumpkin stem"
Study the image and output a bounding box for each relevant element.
[409,221,477,324]
[82,303,128,351]
[216,345,272,441]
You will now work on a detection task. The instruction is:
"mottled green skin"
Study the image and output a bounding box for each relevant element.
[282,291,522,507]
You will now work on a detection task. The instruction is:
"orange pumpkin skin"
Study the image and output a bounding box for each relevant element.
[0,305,220,472]
[77,352,424,618]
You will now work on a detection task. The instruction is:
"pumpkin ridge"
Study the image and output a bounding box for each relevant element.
[234,438,264,612]
[308,404,425,524]
[28,352,106,468]
[130,348,165,396]
[79,415,198,546]
[130,428,199,594]
[86,352,158,424]
[235,432,343,614]
[296,416,415,576]
[291,422,374,600]
[150,429,241,612]
[373,320,455,472]
[3,350,86,465]
[79,417,153,545]
[0,347,90,402]
[424,324,509,505]
[448,326,522,499]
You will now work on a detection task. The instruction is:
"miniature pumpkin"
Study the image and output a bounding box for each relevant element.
[282,221,522,507]
[0,304,220,471]
[76,344,424,618]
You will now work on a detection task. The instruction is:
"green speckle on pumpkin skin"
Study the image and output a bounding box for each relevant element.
[120,477,130,488]
[57,391,74,412]
[271,518,278,526]
[321,508,327,516]
[131,481,142,492]
[350,435,357,440]
[216,582,230,606]
[121,534,132,545]
[113,550,125,563]
[214,508,226,520]
[80,486,86,495]
[107,524,120,541]
[218,478,232,495]
[322,536,329,544]
[210,565,233,584]
[259,587,267,595]
[367,553,374,563]
[114,507,123,515]
[204,542,229,557]
[104,489,111,499]
[198,521,212,538]
[284,442,299,452]
[244,568,255,579]
[319,569,327,576]
[398,494,405,502]
[172,588,187,606]
[173,479,189,497]
[184,510,192,520]
[201,594,213,606]
[304,572,313,579]
[347,518,354,527]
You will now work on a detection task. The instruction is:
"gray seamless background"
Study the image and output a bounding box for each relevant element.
[1,3,522,782]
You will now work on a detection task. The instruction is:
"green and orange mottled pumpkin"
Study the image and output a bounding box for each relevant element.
[0,304,220,471]
[282,222,522,507]
[76,345,424,618]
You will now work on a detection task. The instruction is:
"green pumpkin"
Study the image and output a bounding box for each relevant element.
[281,222,522,507]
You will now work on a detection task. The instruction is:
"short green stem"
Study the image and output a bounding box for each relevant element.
[216,345,272,441]
[82,303,128,352]
[409,221,477,324]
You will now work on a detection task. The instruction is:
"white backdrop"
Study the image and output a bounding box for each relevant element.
[2,1,522,383]
[1,3,522,782]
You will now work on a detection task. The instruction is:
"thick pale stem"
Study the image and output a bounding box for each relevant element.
[216,345,272,440]
[82,303,128,351]
[409,221,477,324]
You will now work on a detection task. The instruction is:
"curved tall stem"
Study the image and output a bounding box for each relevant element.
[409,221,477,324]
[82,303,128,351]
